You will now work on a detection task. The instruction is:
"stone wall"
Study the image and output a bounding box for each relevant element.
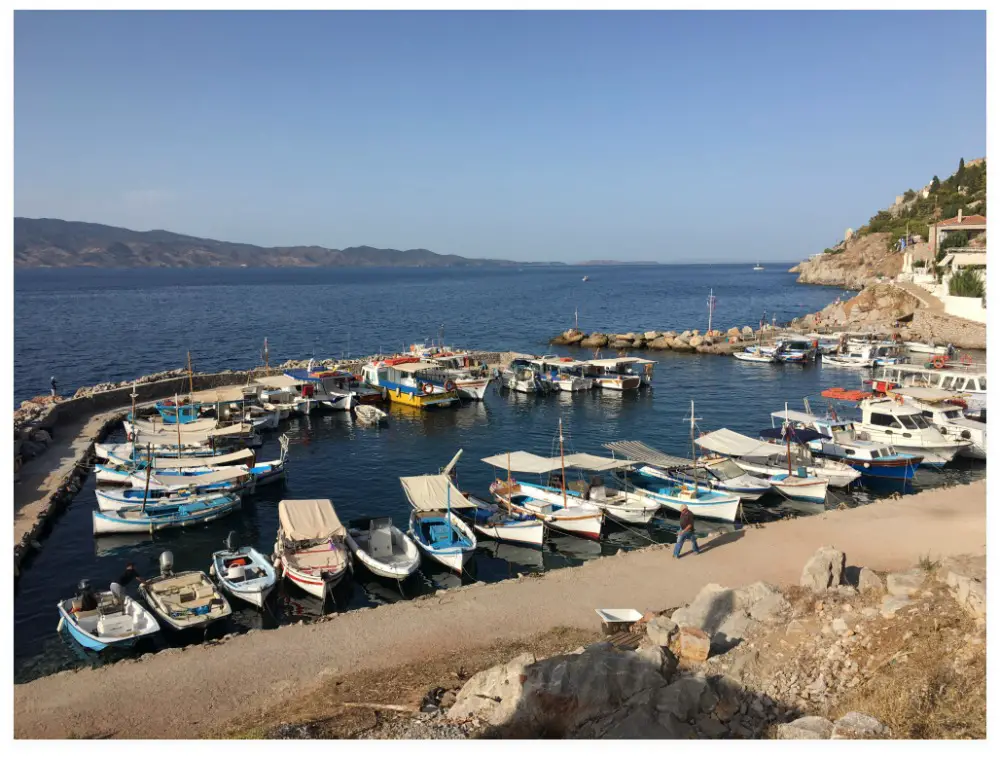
[910,310,987,350]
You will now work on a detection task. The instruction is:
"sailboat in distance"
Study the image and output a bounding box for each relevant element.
[753,261,765,271]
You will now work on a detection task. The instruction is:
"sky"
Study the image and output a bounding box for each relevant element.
[14,10,986,263]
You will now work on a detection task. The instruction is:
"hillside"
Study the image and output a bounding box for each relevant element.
[791,157,987,288]
[13,218,530,269]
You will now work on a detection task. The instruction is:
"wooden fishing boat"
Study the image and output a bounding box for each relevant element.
[527,356,596,392]
[400,472,478,573]
[500,357,549,393]
[274,499,351,598]
[92,493,242,535]
[461,493,546,546]
[209,534,277,609]
[362,358,460,408]
[345,517,421,580]
[56,584,160,651]
[139,555,231,632]
[733,349,777,364]
[626,479,743,521]
[423,352,494,400]
[584,358,645,390]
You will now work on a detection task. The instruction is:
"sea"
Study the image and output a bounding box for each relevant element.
[12,264,985,682]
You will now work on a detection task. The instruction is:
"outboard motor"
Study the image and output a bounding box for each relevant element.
[224,531,238,552]
[77,578,92,594]
[159,550,175,577]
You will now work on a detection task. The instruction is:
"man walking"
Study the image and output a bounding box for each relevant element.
[673,503,701,558]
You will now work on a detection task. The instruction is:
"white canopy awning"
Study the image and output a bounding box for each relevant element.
[888,386,963,403]
[146,466,251,488]
[769,409,823,425]
[278,499,345,541]
[695,428,776,458]
[481,451,563,474]
[399,473,476,511]
[562,452,636,471]
[388,361,440,373]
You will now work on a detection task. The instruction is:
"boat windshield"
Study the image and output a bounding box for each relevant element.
[705,458,747,479]
[899,415,920,430]
[943,409,963,420]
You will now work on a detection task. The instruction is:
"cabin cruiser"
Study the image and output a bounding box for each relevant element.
[362,358,460,408]
[853,398,970,467]
[772,337,818,363]
[871,364,986,419]
[500,357,550,394]
[256,371,355,415]
[769,409,922,480]
[527,356,596,392]
[887,388,986,460]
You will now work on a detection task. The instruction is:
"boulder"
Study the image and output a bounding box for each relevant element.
[777,715,835,739]
[631,337,646,348]
[648,336,674,350]
[709,675,743,721]
[636,641,678,680]
[677,626,711,661]
[857,567,884,594]
[645,615,679,647]
[611,338,632,349]
[727,327,742,339]
[31,429,53,444]
[749,592,791,623]
[662,331,677,339]
[448,643,671,736]
[643,331,660,341]
[831,712,888,739]
[741,326,754,337]
[695,715,730,739]
[800,546,846,592]
[679,330,692,340]
[580,333,609,348]
[671,338,696,352]
[886,569,924,597]
[653,676,711,721]
[689,335,705,348]
[880,595,913,618]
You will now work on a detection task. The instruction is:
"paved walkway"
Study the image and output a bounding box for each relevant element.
[14,481,985,738]
[892,280,944,312]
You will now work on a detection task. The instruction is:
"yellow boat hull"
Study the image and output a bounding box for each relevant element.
[385,387,458,408]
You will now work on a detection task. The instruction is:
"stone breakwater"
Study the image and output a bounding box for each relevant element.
[437,549,985,739]
[550,326,778,354]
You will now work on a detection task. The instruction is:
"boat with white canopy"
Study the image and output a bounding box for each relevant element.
[584,357,652,390]
[854,397,971,466]
[400,471,478,573]
[527,356,597,392]
[274,499,351,598]
[871,363,986,419]
[421,351,493,400]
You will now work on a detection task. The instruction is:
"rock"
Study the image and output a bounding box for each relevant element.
[741,326,754,337]
[679,330,692,339]
[857,567,884,594]
[580,333,608,348]
[636,641,678,680]
[601,709,692,739]
[861,607,878,620]
[831,712,888,739]
[726,327,742,339]
[880,595,913,618]
[645,615,679,647]
[689,335,705,348]
[749,592,791,623]
[648,336,673,350]
[677,626,711,662]
[447,652,537,724]
[886,569,924,597]
[800,546,846,592]
[777,715,835,739]
[671,338,695,352]
[695,715,730,739]
[786,619,807,636]
[653,676,709,721]
[710,675,743,721]
[831,617,848,634]
[611,338,632,349]
[31,429,53,444]
[631,337,646,349]
[643,331,660,341]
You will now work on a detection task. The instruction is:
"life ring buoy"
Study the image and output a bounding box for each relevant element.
[127,431,136,442]
[932,357,946,369]
[444,380,456,393]
[961,353,973,366]
[422,383,434,395]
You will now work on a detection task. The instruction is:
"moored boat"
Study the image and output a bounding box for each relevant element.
[345,517,421,581]
[461,493,546,546]
[400,471,478,573]
[209,535,277,609]
[362,358,460,408]
[92,493,242,535]
[57,583,160,651]
[139,553,231,632]
[274,499,351,598]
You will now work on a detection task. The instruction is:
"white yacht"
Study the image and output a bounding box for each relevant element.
[854,398,971,467]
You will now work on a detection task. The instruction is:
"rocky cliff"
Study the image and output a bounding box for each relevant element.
[789,233,904,289]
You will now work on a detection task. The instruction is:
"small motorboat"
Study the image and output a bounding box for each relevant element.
[462,493,546,547]
[354,405,388,426]
[582,275,589,282]
[56,582,160,651]
[92,493,242,535]
[210,533,277,609]
[733,349,777,364]
[274,499,351,598]
[345,517,421,580]
[904,341,949,356]
[401,473,478,573]
[139,552,232,632]
[767,471,829,503]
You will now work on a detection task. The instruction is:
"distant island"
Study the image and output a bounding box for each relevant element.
[576,260,662,266]
[13,217,564,270]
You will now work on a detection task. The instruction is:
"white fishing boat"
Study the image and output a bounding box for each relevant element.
[127,416,220,434]
[871,363,986,418]
[733,348,777,364]
[209,534,277,609]
[274,499,351,598]
[766,472,829,503]
[501,357,549,393]
[56,583,160,651]
[462,493,546,546]
[753,262,764,271]
[585,357,651,390]
[400,472,478,573]
[354,405,388,425]
[527,356,596,392]
[421,351,493,400]
[904,341,949,356]
[92,493,242,535]
[887,388,986,459]
[125,466,253,495]
[101,445,257,470]
[139,553,232,632]
[854,397,972,466]
[822,345,878,369]
[345,517,421,580]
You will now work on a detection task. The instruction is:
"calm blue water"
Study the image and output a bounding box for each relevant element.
[12,264,983,682]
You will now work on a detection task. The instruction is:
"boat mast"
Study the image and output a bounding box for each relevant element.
[175,394,182,452]
[140,443,152,515]
[689,400,700,496]
[187,351,194,396]
[559,418,567,509]
[263,337,270,373]
[784,401,793,475]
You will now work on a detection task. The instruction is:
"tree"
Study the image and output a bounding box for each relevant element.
[930,175,941,193]
[956,157,966,187]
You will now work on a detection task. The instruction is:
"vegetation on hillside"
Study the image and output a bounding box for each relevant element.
[948,268,985,298]
[855,158,987,251]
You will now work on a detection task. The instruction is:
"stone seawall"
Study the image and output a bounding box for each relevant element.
[550,328,779,354]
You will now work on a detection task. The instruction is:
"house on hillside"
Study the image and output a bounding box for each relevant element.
[928,210,987,257]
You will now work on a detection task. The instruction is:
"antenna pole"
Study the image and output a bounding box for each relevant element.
[559,418,567,509]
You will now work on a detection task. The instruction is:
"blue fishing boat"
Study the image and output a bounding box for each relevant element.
[92,493,242,536]
[154,398,202,424]
[400,472,477,573]
[56,584,160,651]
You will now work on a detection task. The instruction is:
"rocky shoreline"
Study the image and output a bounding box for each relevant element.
[550,326,777,354]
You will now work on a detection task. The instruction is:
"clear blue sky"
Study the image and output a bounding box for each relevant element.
[15,10,986,263]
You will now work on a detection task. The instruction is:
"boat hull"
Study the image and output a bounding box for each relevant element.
[408,511,477,574]
[455,378,491,400]
[92,496,241,535]
[633,487,741,523]
[594,376,641,391]
[769,475,828,503]
[344,526,421,581]
[210,547,277,609]
[57,594,160,651]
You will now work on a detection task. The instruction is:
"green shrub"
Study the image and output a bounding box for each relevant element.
[948,268,985,298]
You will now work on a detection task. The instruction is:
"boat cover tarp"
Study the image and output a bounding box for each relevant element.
[255,375,303,389]
[134,422,253,443]
[148,467,250,488]
[603,440,691,469]
[187,387,249,404]
[758,427,830,444]
[153,448,255,469]
[400,474,476,511]
[586,357,657,368]
[386,361,440,373]
[278,499,345,541]
[769,409,823,425]
[694,429,777,458]
[481,451,635,473]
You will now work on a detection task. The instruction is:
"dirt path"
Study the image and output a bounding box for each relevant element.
[13,408,127,551]
[14,480,984,739]
[892,280,945,312]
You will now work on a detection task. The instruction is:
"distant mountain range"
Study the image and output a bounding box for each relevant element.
[14,218,562,269]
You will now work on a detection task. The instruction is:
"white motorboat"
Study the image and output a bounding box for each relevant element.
[462,494,546,546]
[822,346,877,369]
[585,357,651,390]
[210,536,277,609]
[888,388,986,459]
[274,499,351,598]
[733,348,777,364]
[854,397,971,466]
[345,517,421,580]
[528,356,596,392]
[57,583,160,651]
[422,352,493,400]
[501,357,549,393]
[871,364,986,418]
[766,472,829,503]
[904,341,949,356]
[139,553,232,632]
